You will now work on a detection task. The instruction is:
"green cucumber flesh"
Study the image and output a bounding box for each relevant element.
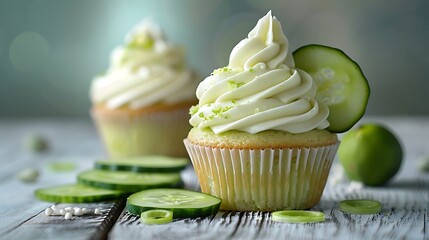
[140,209,173,224]
[35,184,126,203]
[293,44,370,133]
[95,155,189,173]
[126,188,221,219]
[340,199,382,214]
[77,170,183,193]
[271,210,325,223]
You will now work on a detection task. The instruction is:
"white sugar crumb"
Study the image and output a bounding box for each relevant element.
[74,207,83,216]
[64,212,73,220]
[44,206,102,219]
[44,208,53,216]
[346,181,364,193]
[94,208,102,215]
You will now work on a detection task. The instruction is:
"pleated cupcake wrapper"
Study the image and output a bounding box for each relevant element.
[184,139,339,211]
[91,108,191,158]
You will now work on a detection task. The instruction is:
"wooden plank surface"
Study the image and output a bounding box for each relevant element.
[0,117,428,240]
[110,166,429,240]
[0,119,122,240]
[110,116,429,239]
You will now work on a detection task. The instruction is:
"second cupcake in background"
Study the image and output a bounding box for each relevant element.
[91,20,198,158]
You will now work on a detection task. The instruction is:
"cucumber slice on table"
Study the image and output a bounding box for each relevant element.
[35,184,126,203]
[95,156,189,173]
[340,199,382,214]
[140,209,173,225]
[293,44,370,133]
[126,188,221,219]
[271,210,325,223]
[77,170,183,193]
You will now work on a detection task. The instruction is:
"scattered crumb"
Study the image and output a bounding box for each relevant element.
[64,212,73,220]
[44,205,103,219]
[418,155,429,172]
[24,134,49,153]
[16,168,39,183]
[44,208,53,216]
[94,208,102,215]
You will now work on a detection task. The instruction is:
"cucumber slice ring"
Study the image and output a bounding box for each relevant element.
[293,44,370,133]
[140,209,173,225]
[340,199,382,214]
[35,184,126,203]
[127,188,221,219]
[95,156,189,173]
[77,170,183,193]
[271,210,325,223]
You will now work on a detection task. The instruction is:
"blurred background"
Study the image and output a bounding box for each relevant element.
[0,0,428,118]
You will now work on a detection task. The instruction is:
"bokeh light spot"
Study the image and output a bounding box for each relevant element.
[9,31,50,73]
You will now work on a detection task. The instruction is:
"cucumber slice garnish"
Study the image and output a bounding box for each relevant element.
[339,199,382,214]
[95,156,189,173]
[140,209,173,225]
[271,210,325,223]
[35,184,126,203]
[126,188,221,219]
[77,170,182,193]
[293,44,370,133]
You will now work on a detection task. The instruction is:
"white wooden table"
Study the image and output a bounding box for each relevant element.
[0,116,428,240]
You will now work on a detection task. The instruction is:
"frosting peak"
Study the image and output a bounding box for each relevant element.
[229,11,295,70]
[190,12,330,134]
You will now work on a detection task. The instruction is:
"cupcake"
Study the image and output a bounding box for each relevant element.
[91,20,198,158]
[184,12,340,211]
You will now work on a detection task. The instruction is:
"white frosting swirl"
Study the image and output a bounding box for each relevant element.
[91,20,197,109]
[189,11,330,134]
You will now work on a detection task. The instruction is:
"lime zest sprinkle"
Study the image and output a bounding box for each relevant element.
[227,80,246,89]
[212,106,233,116]
[249,68,255,73]
[254,108,260,114]
[189,105,200,115]
[198,111,212,121]
[127,35,155,49]
[212,67,230,75]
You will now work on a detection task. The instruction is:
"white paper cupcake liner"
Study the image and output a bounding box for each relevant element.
[91,108,190,158]
[184,139,339,211]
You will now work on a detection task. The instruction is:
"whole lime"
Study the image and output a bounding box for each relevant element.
[338,123,402,186]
